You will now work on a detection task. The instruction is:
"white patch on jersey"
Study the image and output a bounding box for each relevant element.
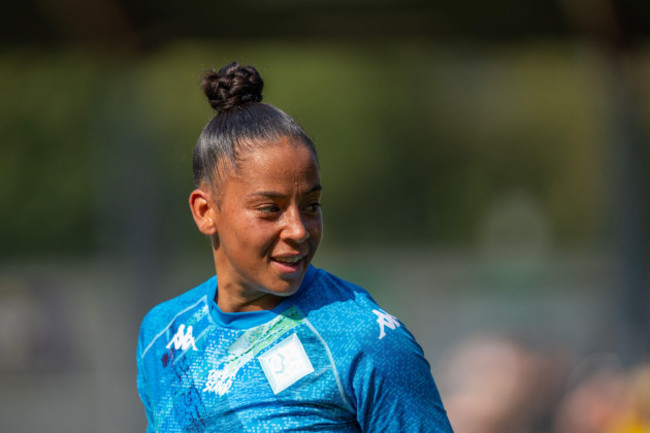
[372,309,401,340]
[258,333,314,394]
[166,324,198,351]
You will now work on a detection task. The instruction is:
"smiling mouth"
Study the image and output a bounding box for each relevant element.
[272,255,306,268]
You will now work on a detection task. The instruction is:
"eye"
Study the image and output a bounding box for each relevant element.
[258,204,281,214]
[304,202,321,214]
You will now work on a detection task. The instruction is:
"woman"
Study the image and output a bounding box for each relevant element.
[137,62,453,432]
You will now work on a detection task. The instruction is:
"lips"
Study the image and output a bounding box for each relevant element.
[271,254,307,272]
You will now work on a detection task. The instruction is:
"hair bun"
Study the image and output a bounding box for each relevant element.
[201,61,263,113]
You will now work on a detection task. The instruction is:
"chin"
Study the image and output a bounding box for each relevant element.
[266,279,302,297]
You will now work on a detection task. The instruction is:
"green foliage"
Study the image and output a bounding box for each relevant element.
[0,41,616,257]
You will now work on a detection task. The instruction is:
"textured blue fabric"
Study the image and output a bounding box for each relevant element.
[137,265,454,432]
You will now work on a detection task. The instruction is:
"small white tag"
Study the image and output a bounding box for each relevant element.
[258,333,314,394]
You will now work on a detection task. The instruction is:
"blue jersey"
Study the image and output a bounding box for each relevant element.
[137,265,453,432]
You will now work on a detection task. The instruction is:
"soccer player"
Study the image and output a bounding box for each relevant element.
[136,62,454,432]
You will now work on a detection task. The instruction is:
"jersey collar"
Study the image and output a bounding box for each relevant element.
[206,265,316,329]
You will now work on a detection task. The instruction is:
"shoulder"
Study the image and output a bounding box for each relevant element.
[298,267,377,319]
[297,267,415,355]
[301,266,377,308]
[137,276,215,351]
[297,268,450,426]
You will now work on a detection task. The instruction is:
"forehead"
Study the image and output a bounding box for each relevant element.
[231,138,320,190]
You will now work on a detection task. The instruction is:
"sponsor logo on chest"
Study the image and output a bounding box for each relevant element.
[258,333,314,394]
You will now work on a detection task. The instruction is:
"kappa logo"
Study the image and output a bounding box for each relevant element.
[372,309,401,340]
[166,324,198,351]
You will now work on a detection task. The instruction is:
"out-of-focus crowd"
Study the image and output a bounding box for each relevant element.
[438,334,650,433]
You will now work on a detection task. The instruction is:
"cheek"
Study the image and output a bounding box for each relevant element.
[221,212,262,246]
[307,217,323,242]
[236,218,280,252]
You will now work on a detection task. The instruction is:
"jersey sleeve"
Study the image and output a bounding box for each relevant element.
[350,314,454,433]
[136,319,157,433]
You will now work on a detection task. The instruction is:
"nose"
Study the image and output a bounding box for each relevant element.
[282,207,310,243]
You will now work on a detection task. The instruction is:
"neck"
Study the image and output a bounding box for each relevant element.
[215,288,283,313]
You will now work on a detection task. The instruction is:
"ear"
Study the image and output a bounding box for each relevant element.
[189,188,218,235]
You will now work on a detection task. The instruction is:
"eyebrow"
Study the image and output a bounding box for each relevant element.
[247,185,322,199]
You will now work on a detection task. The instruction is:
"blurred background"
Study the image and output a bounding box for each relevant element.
[1,0,649,432]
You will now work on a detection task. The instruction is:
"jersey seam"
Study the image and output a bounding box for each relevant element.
[299,309,354,413]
